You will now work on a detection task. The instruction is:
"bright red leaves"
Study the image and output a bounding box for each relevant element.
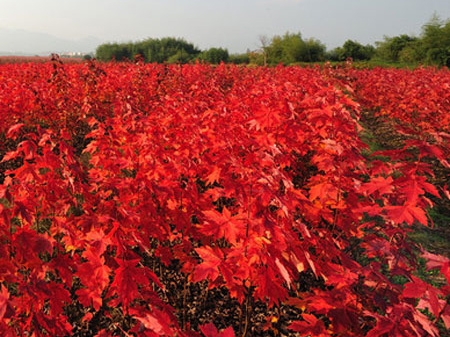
[0,61,449,336]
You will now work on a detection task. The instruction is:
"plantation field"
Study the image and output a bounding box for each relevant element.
[0,59,449,336]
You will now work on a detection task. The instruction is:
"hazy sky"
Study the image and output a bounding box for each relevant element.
[1,0,450,53]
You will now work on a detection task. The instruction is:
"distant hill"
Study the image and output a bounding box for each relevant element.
[0,28,102,55]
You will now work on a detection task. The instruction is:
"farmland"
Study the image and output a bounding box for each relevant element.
[0,58,449,336]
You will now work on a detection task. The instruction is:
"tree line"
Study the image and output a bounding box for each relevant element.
[95,37,231,64]
[95,15,450,67]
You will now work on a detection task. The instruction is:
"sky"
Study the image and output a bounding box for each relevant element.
[1,0,450,54]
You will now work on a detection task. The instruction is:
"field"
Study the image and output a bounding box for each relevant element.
[0,55,84,65]
[0,58,449,336]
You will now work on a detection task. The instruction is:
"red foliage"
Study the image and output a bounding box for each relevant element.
[200,323,235,337]
[0,60,449,336]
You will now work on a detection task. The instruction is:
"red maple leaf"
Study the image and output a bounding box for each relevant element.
[205,166,221,186]
[385,204,428,225]
[13,227,53,267]
[200,207,246,244]
[109,259,147,308]
[200,323,235,337]
[403,276,444,320]
[360,176,394,196]
[109,258,163,308]
[364,315,395,337]
[309,181,338,202]
[0,285,11,320]
[192,246,224,283]
[289,314,328,336]
[76,249,111,310]
[134,311,174,336]
[6,123,25,140]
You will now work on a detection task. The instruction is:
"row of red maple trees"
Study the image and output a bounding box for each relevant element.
[0,59,449,336]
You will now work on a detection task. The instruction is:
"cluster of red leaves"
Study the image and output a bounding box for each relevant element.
[0,60,449,336]
[348,66,450,134]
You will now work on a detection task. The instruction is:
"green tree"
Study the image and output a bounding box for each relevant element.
[167,49,191,63]
[338,40,375,61]
[228,53,250,64]
[420,14,450,66]
[372,15,450,66]
[325,47,344,62]
[96,42,132,61]
[264,32,325,65]
[375,34,419,62]
[198,47,230,64]
[279,32,305,64]
[96,37,200,63]
[258,35,270,66]
[397,42,424,64]
[303,38,326,62]
[265,34,287,64]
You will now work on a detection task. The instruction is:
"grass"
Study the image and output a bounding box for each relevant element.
[409,208,450,257]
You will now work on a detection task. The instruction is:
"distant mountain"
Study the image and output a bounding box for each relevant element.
[0,28,102,55]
